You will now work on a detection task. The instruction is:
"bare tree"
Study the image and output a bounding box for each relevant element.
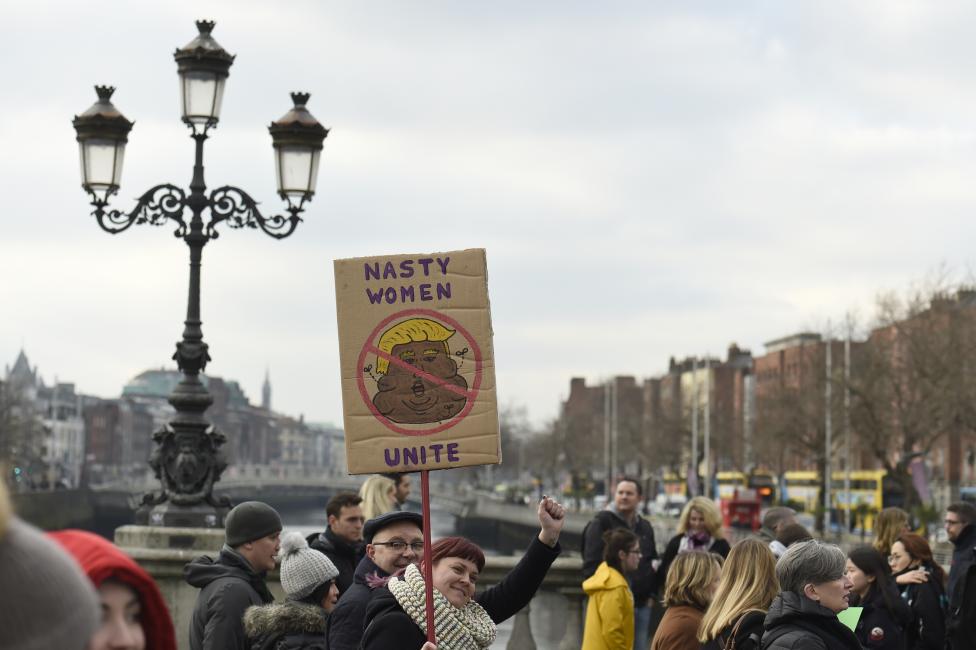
[847,285,976,507]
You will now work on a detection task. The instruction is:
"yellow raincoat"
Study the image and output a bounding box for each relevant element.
[581,561,634,650]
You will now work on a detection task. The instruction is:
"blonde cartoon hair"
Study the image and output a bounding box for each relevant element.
[359,475,397,521]
[376,318,455,374]
[677,496,724,539]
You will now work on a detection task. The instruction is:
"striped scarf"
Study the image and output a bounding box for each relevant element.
[387,564,496,650]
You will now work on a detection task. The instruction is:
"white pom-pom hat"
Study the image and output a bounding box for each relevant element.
[278,531,339,599]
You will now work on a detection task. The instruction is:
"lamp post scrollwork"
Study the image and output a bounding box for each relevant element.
[72,20,329,527]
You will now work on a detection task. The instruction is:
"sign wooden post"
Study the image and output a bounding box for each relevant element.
[334,248,501,645]
[421,470,435,643]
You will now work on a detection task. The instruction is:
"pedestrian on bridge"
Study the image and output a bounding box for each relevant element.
[657,497,729,586]
[581,477,659,650]
[0,482,100,650]
[946,502,976,648]
[51,529,176,650]
[244,531,340,650]
[761,540,861,649]
[889,533,947,650]
[307,492,365,596]
[699,538,778,650]
[330,497,565,650]
[359,475,397,521]
[581,528,640,650]
[649,549,722,650]
[184,501,283,650]
[381,472,413,510]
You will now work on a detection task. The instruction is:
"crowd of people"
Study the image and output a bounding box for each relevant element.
[581,478,976,650]
[0,473,566,650]
[4,471,976,650]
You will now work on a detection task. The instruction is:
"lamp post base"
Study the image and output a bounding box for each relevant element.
[135,501,229,529]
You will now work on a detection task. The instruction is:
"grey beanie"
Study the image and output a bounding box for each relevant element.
[225,501,283,547]
[279,531,339,599]
[0,517,100,650]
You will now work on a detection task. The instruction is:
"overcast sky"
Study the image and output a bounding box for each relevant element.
[4,1,976,427]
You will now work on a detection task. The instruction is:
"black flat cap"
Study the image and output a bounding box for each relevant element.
[363,511,424,543]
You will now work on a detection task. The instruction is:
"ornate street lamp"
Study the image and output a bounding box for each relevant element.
[72,20,329,527]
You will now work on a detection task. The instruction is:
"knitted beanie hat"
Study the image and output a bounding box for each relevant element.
[0,517,100,650]
[225,501,282,547]
[279,531,339,599]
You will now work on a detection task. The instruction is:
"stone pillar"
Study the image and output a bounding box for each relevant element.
[557,589,584,650]
[507,601,537,650]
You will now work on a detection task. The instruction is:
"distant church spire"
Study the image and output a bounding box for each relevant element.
[261,368,272,410]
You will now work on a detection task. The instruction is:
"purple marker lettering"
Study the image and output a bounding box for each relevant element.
[446,443,460,462]
[430,444,444,463]
[366,288,384,304]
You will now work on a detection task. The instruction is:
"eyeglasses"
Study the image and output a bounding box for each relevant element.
[628,549,643,556]
[372,540,425,553]
[944,519,962,526]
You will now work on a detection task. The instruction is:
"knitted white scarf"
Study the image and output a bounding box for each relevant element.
[387,564,496,650]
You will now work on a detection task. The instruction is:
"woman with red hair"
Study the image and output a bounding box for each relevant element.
[50,529,176,650]
[362,533,561,650]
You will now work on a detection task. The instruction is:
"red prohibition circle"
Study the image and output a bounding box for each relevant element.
[356,308,483,436]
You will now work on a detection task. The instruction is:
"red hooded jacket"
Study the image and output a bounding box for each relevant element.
[49,529,176,650]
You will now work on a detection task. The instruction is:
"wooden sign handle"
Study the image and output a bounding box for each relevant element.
[421,469,435,643]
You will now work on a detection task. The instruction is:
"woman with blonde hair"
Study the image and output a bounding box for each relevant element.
[359,474,397,521]
[658,496,729,585]
[873,507,910,555]
[699,538,779,650]
[650,551,723,650]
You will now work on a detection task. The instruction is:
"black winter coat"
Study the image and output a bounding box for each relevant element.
[760,591,862,650]
[243,600,328,650]
[327,555,390,650]
[360,536,562,650]
[657,533,730,592]
[307,528,362,596]
[948,524,976,604]
[895,565,946,650]
[701,610,765,650]
[581,509,659,602]
[185,547,275,650]
[852,582,911,650]
[946,546,976,650]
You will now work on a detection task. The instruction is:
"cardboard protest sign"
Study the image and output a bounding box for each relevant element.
[334,248,500,474]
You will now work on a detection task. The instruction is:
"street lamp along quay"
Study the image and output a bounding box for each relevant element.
[71,20,329,528]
